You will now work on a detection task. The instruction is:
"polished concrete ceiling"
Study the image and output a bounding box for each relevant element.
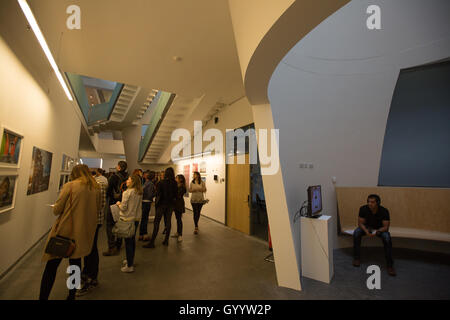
[28,0,245,102]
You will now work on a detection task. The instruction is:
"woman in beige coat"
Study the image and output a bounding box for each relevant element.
[39,164,100,300]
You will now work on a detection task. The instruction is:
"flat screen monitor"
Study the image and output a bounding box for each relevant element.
[307,185,322,217]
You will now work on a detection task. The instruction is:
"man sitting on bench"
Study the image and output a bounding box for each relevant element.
[353,194,396,276]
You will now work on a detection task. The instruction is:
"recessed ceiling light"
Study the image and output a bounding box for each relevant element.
[17,0,73,101]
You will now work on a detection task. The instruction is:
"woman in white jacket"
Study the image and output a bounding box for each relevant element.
[116,174,143,273]
[189,171,207,234]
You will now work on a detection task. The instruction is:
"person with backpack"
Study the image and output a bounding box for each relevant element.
[139,170,156,241]
[103,161,129,257]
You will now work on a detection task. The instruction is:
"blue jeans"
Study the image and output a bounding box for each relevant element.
[125,221,139,267]
[140,202,152,236]
[353,227,394,267]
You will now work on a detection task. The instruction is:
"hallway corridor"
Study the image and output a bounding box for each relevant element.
[0,211,298,300]
[1,210,449,300]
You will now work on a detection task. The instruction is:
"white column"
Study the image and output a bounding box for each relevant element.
[251,103,302,291]
[121,125,142,173]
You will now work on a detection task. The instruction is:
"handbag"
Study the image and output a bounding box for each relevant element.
[112,218,136,238]
[45,187,76,258]
[45,235,76,258]
[200,190,209,204]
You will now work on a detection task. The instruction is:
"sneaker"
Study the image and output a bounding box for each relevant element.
[102,247,119,256]
[352,259,361,267]
[177,235,183,242]
[143,241,155,248]
[89,279,99,289]
[75,283,91,297]
[121,265,134,273]
[194,228,199,235]
[122,259,128,267]
[171,233,179,238]
[387,267,396,276]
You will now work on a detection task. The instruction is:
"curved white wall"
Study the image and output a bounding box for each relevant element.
[268,0,450,255]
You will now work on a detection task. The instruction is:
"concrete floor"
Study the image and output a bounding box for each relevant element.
[0,211,449,300]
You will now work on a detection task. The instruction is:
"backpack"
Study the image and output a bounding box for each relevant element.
[113,172,128,201]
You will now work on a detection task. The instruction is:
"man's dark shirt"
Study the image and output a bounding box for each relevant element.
[156,178,177,207]
[107,171,128,204]
[143,180,156,202]
[358,205,390,230]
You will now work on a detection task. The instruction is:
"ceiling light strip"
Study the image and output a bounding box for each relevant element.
[17,0,73,101]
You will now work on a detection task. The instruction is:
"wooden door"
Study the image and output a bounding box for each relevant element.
[226,155,250,234]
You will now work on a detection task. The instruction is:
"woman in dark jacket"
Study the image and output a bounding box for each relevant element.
[143,167,177,248]
[171,174,186,242]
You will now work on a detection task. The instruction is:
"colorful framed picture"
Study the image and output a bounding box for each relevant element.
[0,173,19,214]
[0,127,24,168]
[27,146,53,195]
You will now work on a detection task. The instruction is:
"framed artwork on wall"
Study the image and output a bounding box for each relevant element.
[199,161,207,174]
[61,154,75,172]
[27,146,53,195]
[58,174,70,191]
[58,174,64,191]
[0,127,24,169]
[0,173,19,214]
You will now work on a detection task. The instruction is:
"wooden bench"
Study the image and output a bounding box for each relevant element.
[336,187,450,242]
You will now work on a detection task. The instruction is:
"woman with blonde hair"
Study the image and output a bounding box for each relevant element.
[115,174,143,273]
[39,164,100,300]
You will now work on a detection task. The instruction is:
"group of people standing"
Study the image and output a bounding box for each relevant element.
[39,160,207,300]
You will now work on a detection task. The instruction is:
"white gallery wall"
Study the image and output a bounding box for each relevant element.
[175,97,254,224]
[268,0,450,261]
[0,36,82,276]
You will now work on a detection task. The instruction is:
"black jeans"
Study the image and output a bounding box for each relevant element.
[150,205,173,243]
[174,210,183,235]
[353,227,394,267]
[191,203,203,228]
[83,224,101,281]
[125,221,139,267]
[39,258,82,300]
[140,202,152,236]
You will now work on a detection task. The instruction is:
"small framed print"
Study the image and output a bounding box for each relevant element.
[0,173,19,214]
[61,154,76,173]
[0,126,24,169]
[58,174,70,192]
